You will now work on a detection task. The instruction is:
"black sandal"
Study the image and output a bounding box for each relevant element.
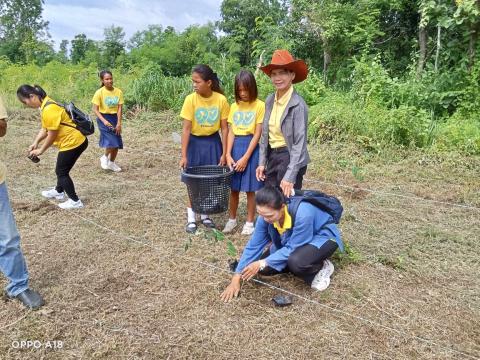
[185,222,197,234]
[201,218,216,229]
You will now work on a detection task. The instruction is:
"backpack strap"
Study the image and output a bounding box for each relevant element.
[43,101,79,131]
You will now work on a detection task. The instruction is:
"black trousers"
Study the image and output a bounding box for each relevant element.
[265,148,307,189]
[55,138,88,202]
[260,241,338,285]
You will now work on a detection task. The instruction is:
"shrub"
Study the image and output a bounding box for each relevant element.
[309,91,432,148]
[434,113,480,155]
[125,64,191,112]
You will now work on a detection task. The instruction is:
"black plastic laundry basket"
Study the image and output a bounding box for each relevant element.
[181,165,234,214]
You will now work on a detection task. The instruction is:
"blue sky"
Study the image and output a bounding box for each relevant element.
[43,0,223,48]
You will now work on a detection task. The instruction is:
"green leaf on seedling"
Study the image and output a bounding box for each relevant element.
[226,240,237,257]
[212,229,225,242]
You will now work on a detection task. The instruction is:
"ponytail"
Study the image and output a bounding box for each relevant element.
[192,64,224,95]
[16,84,47,102]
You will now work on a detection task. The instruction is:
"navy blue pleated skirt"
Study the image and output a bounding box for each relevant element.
[231,135,263,192]
[97,113,123,149]
[187,132,222,167]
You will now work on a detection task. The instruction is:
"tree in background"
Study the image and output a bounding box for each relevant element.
[70,33,103,66]
[0,0,52,64]
[101,25,126,69]
[57,40,69,63]
[128,23,222,76]
[454,0,480,70]
[218,0,288,66]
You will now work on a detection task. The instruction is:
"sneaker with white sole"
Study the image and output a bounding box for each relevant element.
[241,222,255,235]
[222,219,237,233]
[58,199,84,209]
[311,259,334,291]
[41,188,65,200]
[108,161,122,172]
[100,155,109,170]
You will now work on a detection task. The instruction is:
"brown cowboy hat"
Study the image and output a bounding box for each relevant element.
[260,49,308,84]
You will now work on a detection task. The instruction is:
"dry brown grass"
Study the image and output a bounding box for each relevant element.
[0,109,479,359]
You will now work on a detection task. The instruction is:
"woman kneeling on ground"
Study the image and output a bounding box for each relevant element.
[17,85,88,210]
[221,186,344,302]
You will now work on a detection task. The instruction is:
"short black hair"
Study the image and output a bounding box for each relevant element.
[234,69,258,103]
[255,186,285,210]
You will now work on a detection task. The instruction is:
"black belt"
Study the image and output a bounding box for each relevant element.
[270,146,288,153]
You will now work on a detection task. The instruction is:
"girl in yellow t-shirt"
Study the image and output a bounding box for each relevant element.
[17,85,87,210]
[179,64,230,233]
[223,70,265,236]
[92,70,124,172]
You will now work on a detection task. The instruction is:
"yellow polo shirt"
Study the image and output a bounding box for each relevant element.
[41,97,86,152]
[0,97,7,184]
[228,99,265,136]
[268,85,293,149]
[92,87,124,114]
[180,92,230,136]
[274,206,292,235]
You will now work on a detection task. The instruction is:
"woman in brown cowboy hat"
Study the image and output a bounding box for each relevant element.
[255,49,310,198]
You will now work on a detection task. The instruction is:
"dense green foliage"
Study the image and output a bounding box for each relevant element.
[0,0,479,153]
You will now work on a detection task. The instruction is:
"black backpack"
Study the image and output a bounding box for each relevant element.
[44,101,95,136]
[287,189,343,225]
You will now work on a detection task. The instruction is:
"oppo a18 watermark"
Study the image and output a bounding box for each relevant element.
[11,340,63,349]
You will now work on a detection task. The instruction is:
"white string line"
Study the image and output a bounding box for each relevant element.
[304,178,480,211]
[8,185,170,257]
[8,186,479,359]
[95,140,480,212]
[183,256,479,359]
[7,119,478,211]
[19,160,480,278]
[5,122,479,355]
[16,173,479,297]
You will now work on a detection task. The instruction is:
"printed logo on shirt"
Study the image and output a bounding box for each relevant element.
[105,96,119,107]
[195,107,219,126]
[233,111,255,128]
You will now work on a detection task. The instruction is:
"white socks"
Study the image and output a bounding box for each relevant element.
[187,207,196,223]
[187,210,211,223]
[245,221,254,227]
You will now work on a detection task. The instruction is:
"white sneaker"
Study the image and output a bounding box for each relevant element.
[108,161,122,172]
[41,188,65,200]
[311,259,334,291]
[58,199,84,210]
[222,219,237,233]
[100,155,109,170]
[241,222,255,235]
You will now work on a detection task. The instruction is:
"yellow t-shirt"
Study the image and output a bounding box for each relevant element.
[92,87,124,114]
[273,206,292,235]
[41,97,86,152]
[228,99,265,136]
[268,85,294,148]
[180,92,230,136]
[0,97,7,184]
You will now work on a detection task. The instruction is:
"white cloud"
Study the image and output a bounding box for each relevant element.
[43,0,223,48]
